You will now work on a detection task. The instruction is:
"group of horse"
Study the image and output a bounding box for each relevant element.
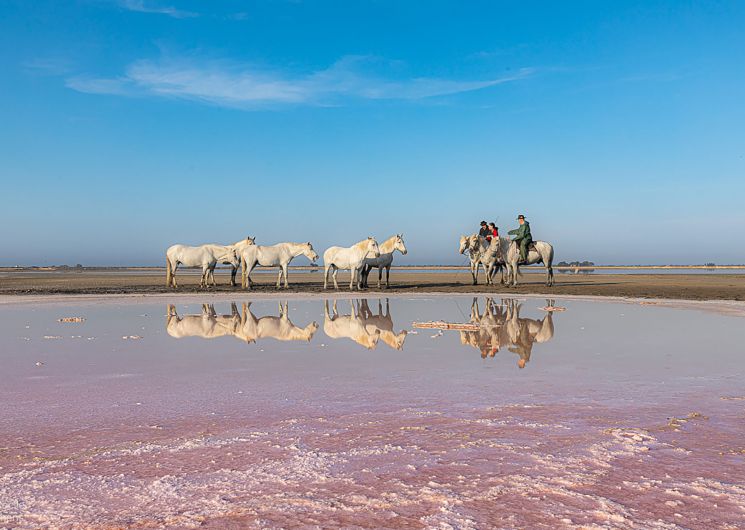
[165,235,407,291]
[459,233,555,287]
[165,230,554,290]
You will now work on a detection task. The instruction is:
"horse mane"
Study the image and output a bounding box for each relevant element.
[353,238,374,250]
[379,235,399,253]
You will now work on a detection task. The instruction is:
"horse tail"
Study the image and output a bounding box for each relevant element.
[544,243,555,286]
[166,255,173,288]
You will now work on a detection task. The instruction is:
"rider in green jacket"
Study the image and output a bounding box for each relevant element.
[508,215,532,263]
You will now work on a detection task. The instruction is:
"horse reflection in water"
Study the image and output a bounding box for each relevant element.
[236,302,318,343]
[460,298,556,368]
[166,303,242,339]
[324,299,408,350]
[358,299,408,350]
[166,302,318,344]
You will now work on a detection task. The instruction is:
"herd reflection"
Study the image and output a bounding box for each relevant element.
[165,297,556,366]
[167,302,318,344]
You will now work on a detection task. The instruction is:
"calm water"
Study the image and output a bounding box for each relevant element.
[1,295,744,529]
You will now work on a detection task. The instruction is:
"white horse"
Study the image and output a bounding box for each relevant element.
[323,299,380,350]
[166,243,241,288]
[458,234,506,286]
[505,240,555,287]
[227,237,256,286]
[323,237,380,290]
[360,234,408,288]
[240,242,319,290]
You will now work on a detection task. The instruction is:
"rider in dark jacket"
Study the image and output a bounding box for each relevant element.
[508,215,532,263]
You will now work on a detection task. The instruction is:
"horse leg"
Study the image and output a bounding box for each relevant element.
[166,256,173,288]
[282,263,289,288]
[378,266,383,289]
[511,261,519,287]
[230,266,237,287]
[350,267,356,291]
[276,268,282,289]
[385,265,391,288]
[332,266,340,290]
[172,263,179,288]
[471,261,478,285]
[323,264,330,289]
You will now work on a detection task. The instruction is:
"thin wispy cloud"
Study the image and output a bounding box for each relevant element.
[23,57,74,76]
[66,55,535,109]
[118,0,198,19]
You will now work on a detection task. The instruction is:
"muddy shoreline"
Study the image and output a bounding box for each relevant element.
[1,269,743,301]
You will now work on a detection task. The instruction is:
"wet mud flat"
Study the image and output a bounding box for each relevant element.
[1,269,745,301]
[1,296,744,529]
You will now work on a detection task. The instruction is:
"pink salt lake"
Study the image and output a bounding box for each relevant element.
[1,295,743,529]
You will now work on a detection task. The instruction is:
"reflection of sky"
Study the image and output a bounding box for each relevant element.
[2,296,745,436]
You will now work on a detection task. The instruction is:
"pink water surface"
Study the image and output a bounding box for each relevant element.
[1,296,743,529]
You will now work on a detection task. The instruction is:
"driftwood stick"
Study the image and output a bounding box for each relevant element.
[412,321,480,331]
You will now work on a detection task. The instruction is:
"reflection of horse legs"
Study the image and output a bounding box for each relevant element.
[324,299,338,321]
[166,304,178,327]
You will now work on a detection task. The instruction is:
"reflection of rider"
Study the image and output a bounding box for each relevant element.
[508,214,532,263]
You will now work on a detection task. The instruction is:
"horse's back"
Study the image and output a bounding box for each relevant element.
[323,246,343,263]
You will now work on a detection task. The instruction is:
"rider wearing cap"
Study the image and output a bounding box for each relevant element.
[508,215,532,264]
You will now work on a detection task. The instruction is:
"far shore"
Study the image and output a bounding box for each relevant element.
[1,269,743,302]
[2,264,744,272]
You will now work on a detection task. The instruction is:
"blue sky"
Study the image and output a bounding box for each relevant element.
[1,0,743,266]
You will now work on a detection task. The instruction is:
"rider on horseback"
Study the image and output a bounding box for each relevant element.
[508,214,532,264]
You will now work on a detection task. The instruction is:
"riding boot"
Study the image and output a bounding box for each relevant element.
[519,240,529,264]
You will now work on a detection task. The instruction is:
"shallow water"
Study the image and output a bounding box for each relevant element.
[1,296,744,529]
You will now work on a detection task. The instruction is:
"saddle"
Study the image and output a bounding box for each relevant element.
[512,241,537,252]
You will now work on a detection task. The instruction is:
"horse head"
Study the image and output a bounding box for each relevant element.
[459,235,469,255]
[395,234,408,255]
[304,242,319,263]
[367,237,381,258]
[227,247,241,268]
[303,321,320,342]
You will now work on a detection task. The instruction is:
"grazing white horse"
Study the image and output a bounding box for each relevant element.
[240,242,319,290]
[458,234,506,286]
[323,237,380,290]
[360,234,408,289]
[166,243,241,289]
[505,240,555,287]
[323,299,380,350]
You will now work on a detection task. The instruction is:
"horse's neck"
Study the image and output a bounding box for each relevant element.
[209,244,232,258]
[285,242,306,257]
[379,236,397,253]
[352,240,372,256]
